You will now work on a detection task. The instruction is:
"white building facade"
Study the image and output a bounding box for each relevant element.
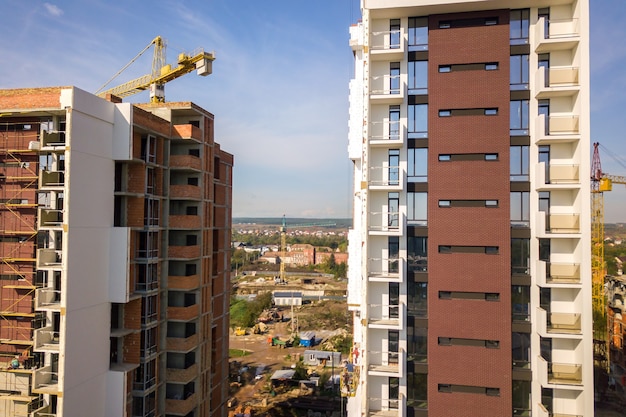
[347,1,593,416]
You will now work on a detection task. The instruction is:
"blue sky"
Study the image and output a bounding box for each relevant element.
[1,1,625,222]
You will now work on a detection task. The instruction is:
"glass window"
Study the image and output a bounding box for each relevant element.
[510,100,529,135]
[408,60,428,94]
[510,55,529,90]
[512,333,531,369]
[407,192,427,225]
[511,191,530,227]
[510,145,529,181]
[512,238,530,274]
[408,17,428,51]
[438,110,451,117]
[439,65,451,73]
[407,326,427,363]
[407,236,427,272]
[408,148,427,182]
[388,192,399,227]
[407,372,427,408]
[390,62,400,94]
[510,9,530,44]
[389,105,400,141]
[390,19,401,49]
[512,285,530,322]
[513,381,531,416]
[408,281,427,317]
[389,236,399,273]
[389,149,400,186]
[484,108,498,115]
[408,104,428,138]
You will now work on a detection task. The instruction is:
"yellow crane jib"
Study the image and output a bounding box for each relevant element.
[95,36,215,103]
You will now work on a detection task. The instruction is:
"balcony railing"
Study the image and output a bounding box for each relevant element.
[167,334,199,352]
[168,215,201,229]
[166,363,198,383]
[368,303,403,329]
[34,288,61,310]
[548,362,582,385]
[38,208,63,228]
[168,275,201,290]
[536,403,582,417]
[165,392,198,416]
[369,121,403,145]
[168,304,200,321]
[36,249,62,268]
[536,17,580,53]
[169,154,202,171]
[172,124,203,141]
[547,213,580,234]
[368,350,404,377]
[39,171,65,189]
[367,257,403,282]
[168,245,201,259]
[369,165,403,189]
[547,312,582,334]
[370,76,405,104]
[368,394,405,417]
[369,212,404,234]
[32,366,59,394]
[40,130,66,147]
[370,28,405,61]
[546,262,581,284]
[170,184,202,200]
[549,164,580,184]
[33,327,60,352]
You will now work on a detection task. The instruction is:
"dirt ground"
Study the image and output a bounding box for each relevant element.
[228,302,350,414]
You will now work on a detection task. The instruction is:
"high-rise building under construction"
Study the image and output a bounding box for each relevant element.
[347,0,593,416]
[0,87,233,417]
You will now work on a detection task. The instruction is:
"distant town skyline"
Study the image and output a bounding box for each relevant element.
[1,1,625,221]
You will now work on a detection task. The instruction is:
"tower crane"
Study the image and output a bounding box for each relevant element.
[591,142,626,371]
[95,36,215,103]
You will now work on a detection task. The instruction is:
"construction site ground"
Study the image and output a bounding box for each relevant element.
[228,300,349,416]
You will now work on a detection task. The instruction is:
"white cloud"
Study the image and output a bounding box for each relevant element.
[43,3,63,17]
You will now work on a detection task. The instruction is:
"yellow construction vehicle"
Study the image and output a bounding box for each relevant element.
[95,36,215,103]
[234,327,247,336]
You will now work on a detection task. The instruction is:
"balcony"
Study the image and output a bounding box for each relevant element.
[40,130,66,148]
[368,303,403,329]
[31,403,57,417]
[536,163,580,189]
[370,28,404,61]
[368,394,405,417]
[370,76,405,105]
[165,392,198,416]
[536,403,582,417]
[170,154,202,171]
[537,308,582,339]
[39,171,64,190]
[168,304,200,321]
[166,334,199,352]
[168,215,201,229]
[548,312,582,335]
[369,121,403,147]
[36,249,62,269]
[168,275,201,291]
[34,288,61,311]
[166,363,198,384]
[537,212,580,235]
[535,115,580,145]
[168,245,201,260]
[538,261,581,285]
[33,327,59,352]
[32,366,59,395]
[173,124,203,142]
[368,350,404,377]
[535,17,580,53]
[368,212,405,236]
[367,257,404,283]
[38,208,63,229]
[368,166,404,190]
[170,185,201,200]
[536,66,579,99]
